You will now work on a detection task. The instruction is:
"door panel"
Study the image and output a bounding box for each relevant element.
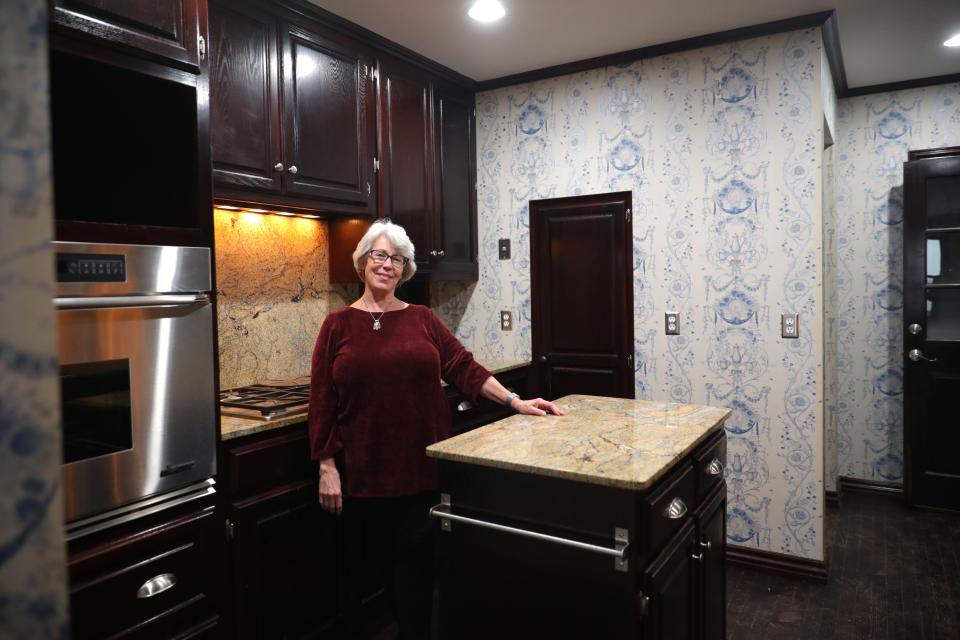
[642,522,696,640]
[53,0,200,69]
[378,58,434,271]
[281,25,374,209]
[531,192,634,400]
[903,152,960,511]
[209,1,282,192]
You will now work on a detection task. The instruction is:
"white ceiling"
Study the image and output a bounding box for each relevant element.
[309,0,960,90]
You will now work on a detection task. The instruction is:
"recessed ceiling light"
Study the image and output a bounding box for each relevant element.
[945,33,960,47]
[468,0,505,23]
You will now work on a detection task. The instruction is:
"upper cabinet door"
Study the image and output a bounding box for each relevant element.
[52,0,202,70]
[280,24,375,212]
[209,0,283,193]
[378,57,435,272]
[433,86,478,281]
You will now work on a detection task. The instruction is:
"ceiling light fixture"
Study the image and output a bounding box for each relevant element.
[945,33,960,47]
[468,0,505,23]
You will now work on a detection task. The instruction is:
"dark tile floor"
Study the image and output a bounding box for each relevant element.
[727,490,960,640]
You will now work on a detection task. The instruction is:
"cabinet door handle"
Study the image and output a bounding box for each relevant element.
[430,250,438,256]
[274,162,284,171]
[288,165,298,175]
[136,573,176,599]
[705,458,724,476]
[367,181,371,196]
[663,497,687,520]
[438,249,445,257]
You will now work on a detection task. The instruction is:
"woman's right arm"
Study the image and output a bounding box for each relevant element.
[308,317,343,514]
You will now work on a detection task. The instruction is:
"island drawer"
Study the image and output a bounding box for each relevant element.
[221,425,315,500]
[693,429,726,500]
[641,462,695,558]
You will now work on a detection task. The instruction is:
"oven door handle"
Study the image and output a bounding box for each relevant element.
[55,294,210,310]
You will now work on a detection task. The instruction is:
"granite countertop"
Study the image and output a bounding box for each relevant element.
[220,358,531,441]
[425,394,731,491]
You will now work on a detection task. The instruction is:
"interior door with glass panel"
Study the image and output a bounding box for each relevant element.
[903,150,960,511]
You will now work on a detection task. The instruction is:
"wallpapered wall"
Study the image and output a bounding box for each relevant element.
[435,29,826,560]
[214,209,353,389]
[0,0,70,635]
[829,84,960,485]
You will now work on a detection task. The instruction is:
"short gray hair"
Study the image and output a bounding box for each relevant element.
[352,218,417,283]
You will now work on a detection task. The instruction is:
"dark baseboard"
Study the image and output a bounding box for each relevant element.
[726,545,828,583]
[839,476,904,496]
[825,489,841,506]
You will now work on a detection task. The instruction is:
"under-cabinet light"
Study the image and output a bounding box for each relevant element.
[468,0,505,23]
[245,208,268,213]
[274,211,296,216]
[945,33,960,47]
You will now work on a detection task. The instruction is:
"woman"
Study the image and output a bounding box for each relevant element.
[308,219,562,639]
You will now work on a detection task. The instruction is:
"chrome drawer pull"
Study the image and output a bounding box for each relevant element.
[430,494,630,572]
[664,497,687,520]
[457,400,473,412]
[705,458,724,477]
[136,573,176,599]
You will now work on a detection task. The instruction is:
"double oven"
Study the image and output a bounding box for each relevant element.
[54,242,217,538]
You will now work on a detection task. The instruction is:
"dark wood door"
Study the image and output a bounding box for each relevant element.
[433,85,478,280]
[52,0,202,70]
[209,0,282,193]
[530,192,635,399]
[903,150,960,511]
[230,481,344,639]
[642,521,697,640]
[281,24,375,211]
[694,485,726,640]
[377,57,435,273]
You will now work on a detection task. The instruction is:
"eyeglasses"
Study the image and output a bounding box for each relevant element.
[367,249,409,269]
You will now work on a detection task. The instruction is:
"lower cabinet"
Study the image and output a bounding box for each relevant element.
[67,497,223,639]
[695,484,726,640]
[641,521,697,640]
[220,424,347,639]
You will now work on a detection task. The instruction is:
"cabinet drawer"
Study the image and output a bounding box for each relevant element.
[69,507,218,639]
[448,367,530,435]
[223,426,315,499]
[642,462,695,556]
[693,430,726,500]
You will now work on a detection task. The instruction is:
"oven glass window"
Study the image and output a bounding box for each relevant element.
[60,359,133,463]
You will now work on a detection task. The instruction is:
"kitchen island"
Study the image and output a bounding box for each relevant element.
[426,394,731,640]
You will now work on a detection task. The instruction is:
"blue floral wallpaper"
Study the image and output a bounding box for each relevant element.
[829,84,960,485]
[435,29,826,560]
[0,0,70,637]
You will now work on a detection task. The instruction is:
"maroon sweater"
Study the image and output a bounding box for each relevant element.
[308,304,491,497]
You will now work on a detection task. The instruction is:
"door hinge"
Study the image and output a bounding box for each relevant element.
[637,591,650,617]
[225,518,234,542]
[198,35,206,60]
[625,208,631,222]
[373,157,380,173]
[627,354,634,368]
[367,181,371,196]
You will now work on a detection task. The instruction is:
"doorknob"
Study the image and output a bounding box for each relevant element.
[908,349,937,363]
[907,323,923,335]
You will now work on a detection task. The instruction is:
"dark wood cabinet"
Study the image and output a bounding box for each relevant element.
[209,0,282,193]
[67,497,223,639]
[435,424,727,639]
[220,424,347,639]
[433,85,478,280]
[376,56,436,273]
[446,365,532,435]
[51,0,204,71]
[210,0,376,213]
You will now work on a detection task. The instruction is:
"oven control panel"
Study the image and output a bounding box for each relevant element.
[57,253,126,282]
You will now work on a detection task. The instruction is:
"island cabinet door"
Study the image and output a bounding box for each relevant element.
[693,484,726,640]
[640,520,697,640]
[435,465,638,639]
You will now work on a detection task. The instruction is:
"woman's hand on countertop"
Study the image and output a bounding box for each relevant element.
[318,458,342,514]
[510,397,564,416]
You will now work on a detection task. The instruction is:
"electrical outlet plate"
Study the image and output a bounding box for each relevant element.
[498,239,511,260]
[781,313,799,339]
[665,312,679,335]
[500,310,512,331]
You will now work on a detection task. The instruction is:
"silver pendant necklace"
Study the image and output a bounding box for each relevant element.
[362,298,389,331]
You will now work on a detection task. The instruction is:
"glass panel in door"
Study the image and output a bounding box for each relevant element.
[926,175,960,228]
[926,233,960,284]
[925,289,960,341]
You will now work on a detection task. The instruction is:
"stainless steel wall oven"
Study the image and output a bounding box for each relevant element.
[54,242,217,537]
